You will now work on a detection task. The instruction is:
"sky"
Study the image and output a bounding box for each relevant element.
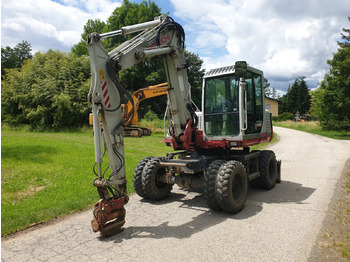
[1,0,350,93]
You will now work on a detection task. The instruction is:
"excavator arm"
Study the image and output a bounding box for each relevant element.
[87,15,195,236]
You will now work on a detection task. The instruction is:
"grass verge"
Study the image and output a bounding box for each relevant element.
[1,126,275,236]
[311,165,350,261]
[273,120,350,140]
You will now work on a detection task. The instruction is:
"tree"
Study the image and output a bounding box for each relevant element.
[263,77,272,97]
[104,0,162,50]
[71,19,106,56]
[311,17,350,130]
[280,77,311,115]
[263,78,279,99]
[272,87,277,99]
[1,41,33,78]
[184,51,205,109]
[71,0,162,56]
[1,50,91,129]
[339,17,350,48]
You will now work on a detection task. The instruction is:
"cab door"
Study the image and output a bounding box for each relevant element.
[245,73,264,134]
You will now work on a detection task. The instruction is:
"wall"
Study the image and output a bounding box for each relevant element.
[265,97,279,116]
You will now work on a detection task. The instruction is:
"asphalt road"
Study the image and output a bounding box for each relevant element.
[2,127,350,262]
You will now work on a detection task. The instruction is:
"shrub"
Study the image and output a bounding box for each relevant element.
[276,112,294,121]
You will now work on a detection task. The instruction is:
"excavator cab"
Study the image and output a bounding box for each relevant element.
[202,61,272,147]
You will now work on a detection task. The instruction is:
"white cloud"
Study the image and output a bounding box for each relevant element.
[202,54,234,71]
[1,0,349,92]
[262,49,309,78]
[193,31,226,49]
[170,0,350,90]
[1,0,121,52]
[2,21,26,32]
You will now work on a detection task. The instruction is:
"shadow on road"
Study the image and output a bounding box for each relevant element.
[248,180,316,205]
[100,180,315,242]
[102,193,230,242]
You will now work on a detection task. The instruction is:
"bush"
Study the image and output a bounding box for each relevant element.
[1,50,91,130]
[319,119,350,131]
[144,109,159,122]
[276,112,294,122]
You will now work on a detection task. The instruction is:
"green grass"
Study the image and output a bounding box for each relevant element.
[1,126,274,236]
[1,128,170,236]
[274,120,350,140]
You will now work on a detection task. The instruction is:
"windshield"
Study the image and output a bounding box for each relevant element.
[204,75,240,136]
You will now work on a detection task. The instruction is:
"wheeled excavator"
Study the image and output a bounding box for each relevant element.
[87,14,281,237]
[89,82,168,137]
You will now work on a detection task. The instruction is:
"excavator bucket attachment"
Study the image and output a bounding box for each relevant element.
[91,196,129,237]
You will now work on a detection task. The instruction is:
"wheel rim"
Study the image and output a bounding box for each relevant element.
[232,173,244,201]
[155,168,167,189]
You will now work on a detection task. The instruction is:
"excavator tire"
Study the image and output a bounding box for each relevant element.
[142,157,173,200]
[216,160,248,214]
[203,160,226,211]
[250,150,277,189]
[133,156,154,198]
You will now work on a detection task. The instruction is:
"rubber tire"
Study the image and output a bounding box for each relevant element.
[216,161,248,214]
[203,160,226,211]
[133,156,154,198]
[251,150,277,189]
[142,157,173,200]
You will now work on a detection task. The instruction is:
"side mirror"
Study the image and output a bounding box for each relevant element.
[235,61,247,79]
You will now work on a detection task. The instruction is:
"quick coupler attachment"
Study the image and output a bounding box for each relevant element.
[91,195,129,237]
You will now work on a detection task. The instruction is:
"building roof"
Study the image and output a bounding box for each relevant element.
[265,96,281,103]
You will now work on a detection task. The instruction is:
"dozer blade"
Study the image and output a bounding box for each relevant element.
[91,196,128,237]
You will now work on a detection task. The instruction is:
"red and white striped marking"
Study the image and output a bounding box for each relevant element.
[101,82,111,108]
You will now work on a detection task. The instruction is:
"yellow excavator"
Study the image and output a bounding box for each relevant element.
[89,82,168,137]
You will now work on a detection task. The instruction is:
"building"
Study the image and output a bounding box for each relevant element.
[264,96,280,117]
